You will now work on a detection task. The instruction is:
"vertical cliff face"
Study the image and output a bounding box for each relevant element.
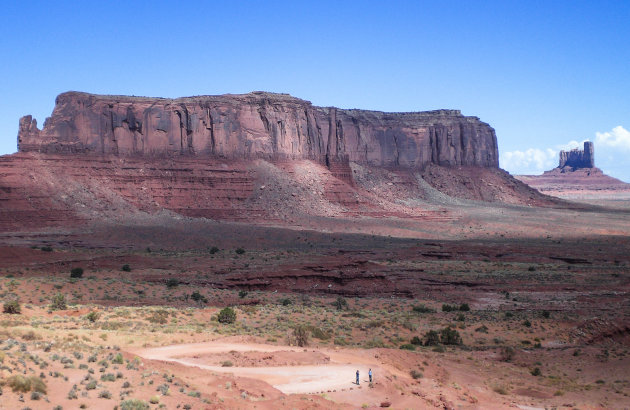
[559,142,594,169]
[18,91,499,169]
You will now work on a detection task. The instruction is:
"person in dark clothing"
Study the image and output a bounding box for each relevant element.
[356,369,360,385]
[369,368,372,382]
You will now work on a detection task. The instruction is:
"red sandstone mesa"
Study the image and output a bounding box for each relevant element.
[18,91,499,169]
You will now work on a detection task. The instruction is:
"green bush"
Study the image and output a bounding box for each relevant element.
[412,304,435,313]
[440,326,462,345]
[410,336,422,345]
[121,264,131,272]
[209,246,220,254]
[190,291,207,303]
[217,307,236,324]
[165,278,179,288]
[400,344,416,351]
[441,304,457,312]
[410,370,423,379]
[85,311,99,322]
[280,298,292,306]
[50,293,67,310]
[70,267,84,278]
[112,353,124,364]
[238,290,248,298]
[293,325,309,347]
[235,247,245,255]
[3,299,21,314]
[531,367,542,376]
[41,246,53,252]
[7,375,46,394]
[120,399,150,410]
[423,330,440,346]
[459,303,470,311]
[333,297,348,310]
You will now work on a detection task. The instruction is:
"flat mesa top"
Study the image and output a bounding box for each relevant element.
[56,91,465,118]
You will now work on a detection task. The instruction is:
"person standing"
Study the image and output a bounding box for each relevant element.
[356,369,360,385]
[369,368,372,383]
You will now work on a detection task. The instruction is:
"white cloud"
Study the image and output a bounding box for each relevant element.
[595,126,630,151]
[501,126,630,180]
[500,148,557,174]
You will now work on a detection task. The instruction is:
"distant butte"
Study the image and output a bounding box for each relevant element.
[516,142,630,199]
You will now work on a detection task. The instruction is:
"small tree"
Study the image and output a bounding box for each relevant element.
[3,299,21,314]
[292,325,309,347]
[50,293,67,310]
[217,307,236,324]
[121,264,131,272]
[423,330,440,346]
[333,297,348,310]
[440,326,462,345]
[70,267,84,278]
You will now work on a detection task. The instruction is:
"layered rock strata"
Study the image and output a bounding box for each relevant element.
[18,91,499,170]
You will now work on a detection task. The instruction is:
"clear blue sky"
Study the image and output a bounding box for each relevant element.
[1,1,629,180]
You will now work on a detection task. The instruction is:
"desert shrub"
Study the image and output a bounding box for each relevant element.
[410,370,423,379]
[217,307,236,324]
[292,325,309,347]
[70,267,84,278]
[523,319,532,327]
[504,311,513,318]
[423,330,440,346]
[499,346,515,362]
[120,399,150,410]
[238,290,248,298]
[307,325,331,340]
[280,298,292,306]
[441,304,457,312]
[7,375,32,392]
[85,311,99,322]
[31,391,43,400]
[221,360,233,367]
[147,309,169,324]
[333,297,348,310]
[528,266,536,271]
[112,353,124,364]
[440,326,462,345]
[165,278,179,288]
[459,303,470,311]
[121,264,131,272]
[235,247,245,254]
[3,299,21,314]
[542,310,550,318]
[190,291,207,303]
[149,396,160,404]
[101,373,116,382]
[400,344,416,351]
[98,389,112,399]
[412,304,435,313]
[531,367,542,376]
[209,246,220,254]
[456,313,465,321]
[50,293,67,310]
[86,380,97,390]
[475,325,488,333]
[41,246,53,252]
[7,375,46,394]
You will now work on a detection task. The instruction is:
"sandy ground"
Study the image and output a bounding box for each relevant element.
[133,342,374,395]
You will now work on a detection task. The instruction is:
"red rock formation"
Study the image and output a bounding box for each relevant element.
[516,142,630,199]
[18,91,499,170]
